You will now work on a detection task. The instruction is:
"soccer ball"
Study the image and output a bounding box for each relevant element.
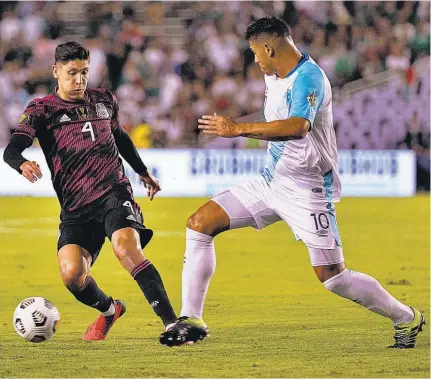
[13,297,60,343]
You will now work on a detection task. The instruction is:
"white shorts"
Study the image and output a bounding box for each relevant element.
[212,176,343,264]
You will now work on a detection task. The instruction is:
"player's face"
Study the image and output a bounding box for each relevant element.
[53,59,90,101]
[249,39,276,76]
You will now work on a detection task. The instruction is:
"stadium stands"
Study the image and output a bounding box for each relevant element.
[0,1,429,188]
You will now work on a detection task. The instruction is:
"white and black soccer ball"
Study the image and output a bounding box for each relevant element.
[13,297,60,343]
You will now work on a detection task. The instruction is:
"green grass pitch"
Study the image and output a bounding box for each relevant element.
[0,196,429,378]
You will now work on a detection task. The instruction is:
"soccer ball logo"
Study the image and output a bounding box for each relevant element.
[13,297,60,343]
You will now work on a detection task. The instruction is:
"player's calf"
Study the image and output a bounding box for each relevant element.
[323,268,415,324]
[59,245,114,314]
[311,249,424,347]
[321,263,424,347]
[67,275,114,313]
[111,227,177,329]
[179,200,232,331]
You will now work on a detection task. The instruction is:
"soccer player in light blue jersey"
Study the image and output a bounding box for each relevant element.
[160,17,425,348]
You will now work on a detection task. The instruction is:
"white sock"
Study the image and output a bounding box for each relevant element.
[324,269,414,325]
[180,228,216,319]
[102,300,115,317]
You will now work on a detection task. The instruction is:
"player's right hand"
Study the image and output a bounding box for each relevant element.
[20,161,42,183]
[138,171,161,201]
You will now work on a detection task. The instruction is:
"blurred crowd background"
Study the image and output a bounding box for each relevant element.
[0,1,429,189]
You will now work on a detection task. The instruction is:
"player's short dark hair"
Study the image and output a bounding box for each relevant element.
[245,17,290,40]
[55,41,90,63]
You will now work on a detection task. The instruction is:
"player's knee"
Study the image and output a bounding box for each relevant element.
[60,265,87,290]
[313,263,346,283]
[112,235,140,262]
[187,211,213,234]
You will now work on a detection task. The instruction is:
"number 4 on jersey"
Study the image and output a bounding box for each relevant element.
[82,121,97,141]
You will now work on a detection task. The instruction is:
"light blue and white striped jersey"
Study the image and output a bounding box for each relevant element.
[262,53,341,202]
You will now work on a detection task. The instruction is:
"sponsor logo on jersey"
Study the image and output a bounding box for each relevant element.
[96,103,109,118]
[307,91,317,107]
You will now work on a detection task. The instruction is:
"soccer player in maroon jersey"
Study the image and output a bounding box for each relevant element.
[3,41,177,341]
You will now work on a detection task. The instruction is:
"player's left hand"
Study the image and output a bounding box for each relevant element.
[198,115,240,138]
[138,171,161,201]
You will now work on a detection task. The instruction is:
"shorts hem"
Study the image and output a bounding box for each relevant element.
[210,197,233,229]
[228,188,263,230]
[57,240,93,253]
[310,258,344,267]
[107,223,154,249]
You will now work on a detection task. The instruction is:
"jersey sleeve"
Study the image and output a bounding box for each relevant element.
[289,65,325,127]
[108,91,121,132]
[13,100,42,140]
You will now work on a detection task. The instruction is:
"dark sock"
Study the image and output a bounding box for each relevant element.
[131,260,177,326]
[68,276,112,313]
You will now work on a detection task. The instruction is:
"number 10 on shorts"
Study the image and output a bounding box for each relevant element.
[310,212,329,231]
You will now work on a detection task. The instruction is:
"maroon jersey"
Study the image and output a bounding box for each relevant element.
[14,88,131,212]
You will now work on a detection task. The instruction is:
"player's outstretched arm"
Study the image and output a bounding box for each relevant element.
[198,115,310,141]
[112,125,148,174]
[112,126,161,200]
[3,134,42,182]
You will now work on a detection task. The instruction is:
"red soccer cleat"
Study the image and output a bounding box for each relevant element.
[82,299,126,341]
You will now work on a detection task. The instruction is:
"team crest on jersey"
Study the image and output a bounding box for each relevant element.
[307,91,316,107]
[77,106,88,119]
[95,103,109,118]
[285,89,292,105]
[19,113,29,124]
